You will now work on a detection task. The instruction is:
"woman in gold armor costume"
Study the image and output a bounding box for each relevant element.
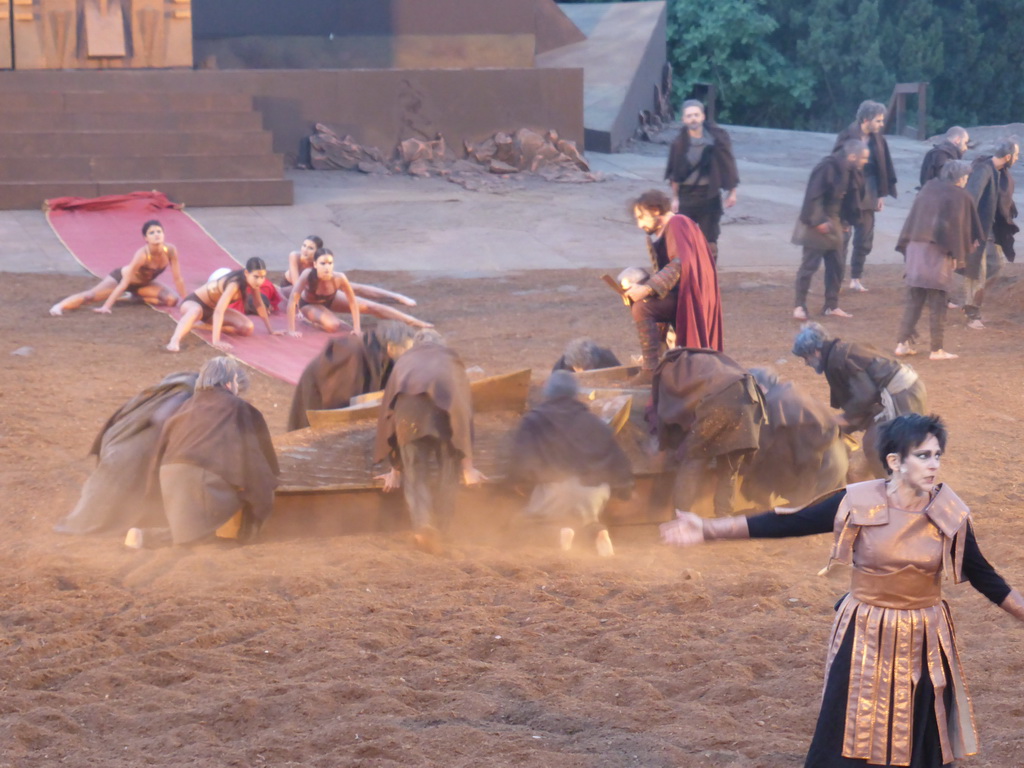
[661,413,1024,767]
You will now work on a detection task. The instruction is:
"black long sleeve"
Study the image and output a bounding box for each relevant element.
[746,489,845,539]
[746,490,1012,605]
[962,524,1012,604]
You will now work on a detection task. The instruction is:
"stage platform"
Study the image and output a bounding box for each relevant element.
[540,1,667,153]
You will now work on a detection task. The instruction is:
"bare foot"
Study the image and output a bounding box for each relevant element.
[166,341,180,352]
[49,303,64,316]
[397,296,417,307]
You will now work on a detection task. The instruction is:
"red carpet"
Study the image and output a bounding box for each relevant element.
[46,191,342,385]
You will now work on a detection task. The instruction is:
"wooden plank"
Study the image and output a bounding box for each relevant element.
[574,364,640,387]
[306,368,531,430]
[0,2,11,70]
[471,367,531,413]
[84,0,127,58]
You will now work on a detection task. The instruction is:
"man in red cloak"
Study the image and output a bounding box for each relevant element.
[624,189,723,382]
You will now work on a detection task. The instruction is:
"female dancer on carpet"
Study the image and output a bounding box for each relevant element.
[287,248,431,335]
[50,220,186,316]
[280,235,421,310]
[661,412,1024,767]
[166,257,288,352]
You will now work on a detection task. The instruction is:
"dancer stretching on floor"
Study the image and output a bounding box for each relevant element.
[166,257,286,352]
[50,219,186,316]
[281,235,420,309]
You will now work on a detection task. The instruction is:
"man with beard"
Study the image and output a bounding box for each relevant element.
[742,367,848,509]
[625,189,722,384]
[287,321,415,431]
[962,139,1019,329]
[895,160,983,359]
[126,357,279,548]
[792,140,868,320]
[652,348,766,517]
[507,371,633,556]
[833,100,898,292]
[792,323,926,477]
[375,330,486,552]
[664,99,739,262]
[919,126,970,187]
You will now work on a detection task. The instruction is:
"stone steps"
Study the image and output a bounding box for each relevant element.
[0,88,293,209]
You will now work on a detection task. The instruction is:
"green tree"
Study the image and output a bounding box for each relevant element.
[667,0,814,125]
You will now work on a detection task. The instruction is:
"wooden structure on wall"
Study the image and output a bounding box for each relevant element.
[10,0,192,69]
[1,2,11,69]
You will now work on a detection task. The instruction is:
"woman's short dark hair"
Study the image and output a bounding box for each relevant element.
[306,235,324,249]
[876,413,948,473]
[244,257,267,272]
[141,219,162,236]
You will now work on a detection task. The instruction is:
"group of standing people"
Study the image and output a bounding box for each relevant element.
[791,101,1017,361]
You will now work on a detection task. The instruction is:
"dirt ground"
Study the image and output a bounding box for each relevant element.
[2,253,1024,768]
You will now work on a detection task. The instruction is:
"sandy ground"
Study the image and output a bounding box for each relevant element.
[3,131,1024,767]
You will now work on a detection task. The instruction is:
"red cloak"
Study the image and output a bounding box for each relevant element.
[664,214,723,351]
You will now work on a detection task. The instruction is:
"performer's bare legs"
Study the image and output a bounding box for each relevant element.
[50,276,177,316]
[351,283,417,307]
[166,302,252,352]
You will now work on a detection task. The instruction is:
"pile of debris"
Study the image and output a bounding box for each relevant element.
[308,124,601,187]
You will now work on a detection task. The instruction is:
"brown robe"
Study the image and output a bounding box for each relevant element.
[646,214,724,351]
[287,331,393,431]
[154,386,279,539]
[793,152,860,251]
[55,372,197,536]
[821,339,924,431]
[507,396,633,494]
[373,343,473,465]
[742,379,847,506]
[833,123,898,200]
[918,140,962,187]
[664,122,740,196]
[897,179,983,270]
[652,348,766,460]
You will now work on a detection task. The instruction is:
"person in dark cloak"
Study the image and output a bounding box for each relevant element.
[792,322,926,478]
[625,189,723,384]
[663,99,739,261]
[507,371,633,556]
[833,100,898,292]
[287,321,416,431]
[662,413,1024,768]
[792,140,868,321]
[962,139,1019,329]
[551,337,621,374]
[55,371,198,536]
[652,347,766,517]
[125,357,278,548]
[374,330,486,552]
[895,160,983,360]
[742,367,847,509]
[918,126,969,187]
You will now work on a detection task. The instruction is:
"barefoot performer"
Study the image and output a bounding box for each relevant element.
[166,257,286,352]
[50,220,186,316]
[282,236,423,312]
[661,413,1024,767]
[280,235,323,298]
[287,248,363,336]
